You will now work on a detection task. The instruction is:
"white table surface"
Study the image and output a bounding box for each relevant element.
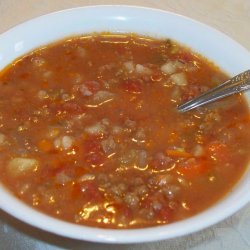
[0,1,250,249]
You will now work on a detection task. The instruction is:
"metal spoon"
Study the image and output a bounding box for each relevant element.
[177,70,250,112]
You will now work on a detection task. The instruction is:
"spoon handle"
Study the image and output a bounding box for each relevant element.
[177,70,250,112]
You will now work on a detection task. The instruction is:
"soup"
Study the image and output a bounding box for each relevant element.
[0,34,249,228]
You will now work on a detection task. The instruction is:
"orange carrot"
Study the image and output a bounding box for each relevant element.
[166,149,192,158]
[177,158,208,178]
[38,139,53,152]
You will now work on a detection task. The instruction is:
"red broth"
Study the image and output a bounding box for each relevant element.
[0,34,249,228]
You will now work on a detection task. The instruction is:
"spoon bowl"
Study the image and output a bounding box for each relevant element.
[178,70,250,112]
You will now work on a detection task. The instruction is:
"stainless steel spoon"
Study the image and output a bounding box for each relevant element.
[177,70,250,112]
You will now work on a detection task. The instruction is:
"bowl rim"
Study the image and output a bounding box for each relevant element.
[0,5,250,244]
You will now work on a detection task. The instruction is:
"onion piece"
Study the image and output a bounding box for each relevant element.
[78,174,95,182]
[84,122,106,135]
[135,64,152,75]
[37,90,49,100]
[124,61,135,72]
[54,135,73,150]
[7,158,39,176]
[55,172,72,185]
[161,60,184,75]
[0,133,7,146]
[170,72,187,86]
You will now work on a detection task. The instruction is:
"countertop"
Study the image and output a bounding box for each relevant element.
[0,1,250,249]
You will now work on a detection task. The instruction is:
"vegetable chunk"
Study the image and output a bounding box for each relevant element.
[7,158,39,176]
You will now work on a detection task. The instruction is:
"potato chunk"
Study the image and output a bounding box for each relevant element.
[170,72,187,86]
[161,60,184,75]
[0,133,7,146]
[7,158,39,176]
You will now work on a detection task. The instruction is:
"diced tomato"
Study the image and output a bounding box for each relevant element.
[84,136,102,153]
[122,79,143,94]
[71,183,83,199]
[49,161,65,176]
[112,203,133,220]
[84,81,100,92]
[84,137,105,166]
[150,152,172,170]
[44,159,85,179]
[140,196,152,209]
[81,182,103,201]
[85,152,105,166]
[37,160,62,183]
[141,195,161,209]
[178,51,193,62]
[123,206,133,218]
[157,206,173,221]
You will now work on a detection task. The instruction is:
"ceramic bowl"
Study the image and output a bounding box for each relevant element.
[0,5,250,243]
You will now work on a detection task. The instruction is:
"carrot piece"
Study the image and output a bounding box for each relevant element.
[38,139,53,152]
[177,158,208,178]
[166,149,192,158]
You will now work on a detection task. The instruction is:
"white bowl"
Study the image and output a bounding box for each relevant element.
[0,5,249,244]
